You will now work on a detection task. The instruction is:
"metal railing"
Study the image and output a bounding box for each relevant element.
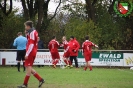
[0,49,133,51]
[0,49,133,54]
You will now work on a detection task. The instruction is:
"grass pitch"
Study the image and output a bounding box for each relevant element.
[0,66,133,88]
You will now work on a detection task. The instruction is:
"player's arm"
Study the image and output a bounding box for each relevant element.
[25,33,35,57]
[25,37,28,44]
[13,38,17,47]
[56,41,60,48]
[60,41,64,47]
[65,46,70,53]
[75,41,80,51]
[92,42,98,48]
[60,44,64,47]
[82,42,85,53]
[48,42,51,51]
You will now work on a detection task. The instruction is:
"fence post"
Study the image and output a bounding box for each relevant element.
[2,58,6,66]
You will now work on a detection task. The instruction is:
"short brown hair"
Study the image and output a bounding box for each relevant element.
[24,21,33,28]
[17,32,22,36]
[85,35,89,40]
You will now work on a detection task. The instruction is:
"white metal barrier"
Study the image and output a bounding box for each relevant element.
[0,49,133,67]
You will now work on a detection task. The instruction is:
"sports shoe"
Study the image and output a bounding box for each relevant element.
[38,79,45,88]
[65,65,70,68]
[70,65,73,68]
[90,69,92,71]
[18,69,20,72]
[17,84,27,88]
[53,64,56,68]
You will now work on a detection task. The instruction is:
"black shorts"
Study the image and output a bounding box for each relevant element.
[16,50,26,61]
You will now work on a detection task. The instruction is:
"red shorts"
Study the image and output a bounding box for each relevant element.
[25,55,36,66]
[63,51,70,58]
[51,52,60,60]
[84,52,92,62]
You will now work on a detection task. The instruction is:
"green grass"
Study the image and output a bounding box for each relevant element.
[0,66,133,88]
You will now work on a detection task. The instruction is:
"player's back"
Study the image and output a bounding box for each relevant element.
[49,39,59,52]
[83,40,94,52]
[14,36,27,50]
[26,30,38,55]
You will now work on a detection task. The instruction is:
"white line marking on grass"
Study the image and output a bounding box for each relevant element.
[118,69,133,74]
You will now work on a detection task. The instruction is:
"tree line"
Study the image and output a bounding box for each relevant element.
[0,0,133,50]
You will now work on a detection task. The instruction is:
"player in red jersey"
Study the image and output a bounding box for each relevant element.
[48,36,60,68]
[17,21,44,88]
[69,36,80,68]
[61,36,71,68]
[82,35,98,71]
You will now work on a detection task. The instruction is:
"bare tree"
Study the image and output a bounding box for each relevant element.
[85,0,97,21]
[20,0,62,31]
[0,0,13,16]
[21,0,38,20]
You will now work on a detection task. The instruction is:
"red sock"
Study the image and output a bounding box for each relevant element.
[54,60,59,65]
[33,73,42,81]
[23,75,30,85]
[68,60,72,65]
[89,66,92,71]
[64,60,68,65]
[52,60,55,65]
[84,66,87,71]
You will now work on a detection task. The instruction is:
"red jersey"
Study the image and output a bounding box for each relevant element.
[26,30,38,57]
[62,40,68,49]
[61,40,70,52]
[48,39,59,53]
[82,40,96,53]
[69,39,80,56]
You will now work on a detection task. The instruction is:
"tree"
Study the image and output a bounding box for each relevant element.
[85,0,97,21]
[0,9,25,48]
[20,0,61,31]
[0,0,13,16]
[0,0,13,30]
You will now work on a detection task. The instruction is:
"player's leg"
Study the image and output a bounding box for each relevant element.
[54,59,59,66]
[16,50,21,72]
[65,52,71,67]
[64,52,70,67]
[87,61,92,71]
[84,61,88,71]
[18,55,33,88]
[62,57,68,65]
[51,52,56,68]
[31,56,44,87]
[84,53,89,71]
[17,61,21,72]
[54,52,60,67]
[68,58,72,66]
[52,59,54,65]
[31,68,45,87]
[88,53,92,71]
[17,66,32,88]
[23,66,32,85]
[73,56,78,68]
[69,56,73,67]
[65,58,70,68]
[63,53,69,67]
[52,59,56,68]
